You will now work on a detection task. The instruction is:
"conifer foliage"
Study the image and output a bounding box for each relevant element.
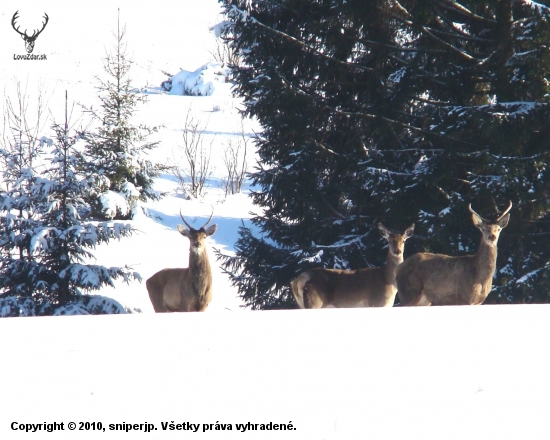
[218,0,550,308]
[83,10,161,219]
[0,92,139,315]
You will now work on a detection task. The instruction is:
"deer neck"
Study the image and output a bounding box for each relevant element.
[188,249,212,294]
[474,239,498,283]
[384,251,404,285]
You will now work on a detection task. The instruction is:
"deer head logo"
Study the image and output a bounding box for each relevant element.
[11,11,49,54]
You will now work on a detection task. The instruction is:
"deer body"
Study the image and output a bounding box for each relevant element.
[396,202,511,306]
[146,212,217,312]
[291,223,414,308]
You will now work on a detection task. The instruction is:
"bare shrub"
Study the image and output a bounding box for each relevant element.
[170,108,212,198]
[221,121,250,197]
[209,22,240,70]
[1,81,50,183]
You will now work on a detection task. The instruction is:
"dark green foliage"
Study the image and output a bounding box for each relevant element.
[217,0,550,308]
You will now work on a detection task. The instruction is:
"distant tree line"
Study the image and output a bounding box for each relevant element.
[217,0,550,308]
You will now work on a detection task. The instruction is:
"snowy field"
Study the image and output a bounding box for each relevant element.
[2,305,550,439]
[1,1,550,439]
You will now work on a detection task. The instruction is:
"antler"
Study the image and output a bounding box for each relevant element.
[201,207,214,229]
[469,200,512,222]
[179,207,214,230]
[468,203,482,219]
[496,200,513,221]
[179,209,194,231]
[31,13,49,39]
[11,11,25,37]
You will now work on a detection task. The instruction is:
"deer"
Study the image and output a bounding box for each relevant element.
[11,11,49,54]
[146,210,218,312]
[290,223,415,308]
[396,201,512,306]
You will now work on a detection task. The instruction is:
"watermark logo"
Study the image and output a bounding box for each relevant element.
[12,10,48,60]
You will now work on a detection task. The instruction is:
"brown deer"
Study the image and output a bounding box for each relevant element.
[396,201,512,306]
[146,210,217,312]
[12,11,49,54]
[291,223,415,308]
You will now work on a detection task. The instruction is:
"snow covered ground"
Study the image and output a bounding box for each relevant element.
[1,1,550,439]
[2,305,550,439]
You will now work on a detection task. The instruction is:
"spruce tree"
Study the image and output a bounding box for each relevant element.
[83,9,161,219]
[0,92,139,314]
[217,0,550,308]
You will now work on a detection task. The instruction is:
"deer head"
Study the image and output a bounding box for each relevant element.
[378,223,415,258]
[12,11,49,54]
[177,209,218,254]
[469,200,512,246]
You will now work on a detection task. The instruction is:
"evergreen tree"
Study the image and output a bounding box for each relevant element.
[83,9,161,219]
[217,0,550,309]
[0,92,139,313]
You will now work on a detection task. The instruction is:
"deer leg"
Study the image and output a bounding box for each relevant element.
[396,283,426,306]
[146,278,170,313]
[303,283,325,309]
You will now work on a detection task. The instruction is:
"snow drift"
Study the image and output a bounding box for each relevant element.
[161,62,232,97]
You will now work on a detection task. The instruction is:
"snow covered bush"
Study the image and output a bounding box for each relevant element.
[100,191,131,220]
[0,93,141,315]
[0,296,37,317]
[0,295,137,317]
[53,295,137,315]
[161,62,232,96]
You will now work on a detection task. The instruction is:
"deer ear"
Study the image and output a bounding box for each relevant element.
[177,224,191,237]
[471,212,484,229]
[205,224,218,236]
[404,224,415,239]
[498,214,510,229]
[378,223,389,239]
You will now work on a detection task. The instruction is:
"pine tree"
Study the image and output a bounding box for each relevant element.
[217,0,550,308]
[83,9,161,219]
[0,92,140,314]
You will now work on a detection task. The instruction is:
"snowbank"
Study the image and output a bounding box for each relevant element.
[161,62,232,96]
[1,305,549,439]
[0,294,136,317]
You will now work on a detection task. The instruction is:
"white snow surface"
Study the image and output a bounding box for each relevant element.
[1,1,550,439]
[1,305,550,439]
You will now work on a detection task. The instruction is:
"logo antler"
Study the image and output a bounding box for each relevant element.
[12,11,49,54]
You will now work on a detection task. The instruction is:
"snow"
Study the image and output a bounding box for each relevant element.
[100,191,130,220]
[163,62,232,97]
[2,305,550,439]
[1,1,549,439]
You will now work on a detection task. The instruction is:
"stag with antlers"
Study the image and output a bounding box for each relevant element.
[146,210,218,312]
[12,11,49,54]
[396,201,512,306]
